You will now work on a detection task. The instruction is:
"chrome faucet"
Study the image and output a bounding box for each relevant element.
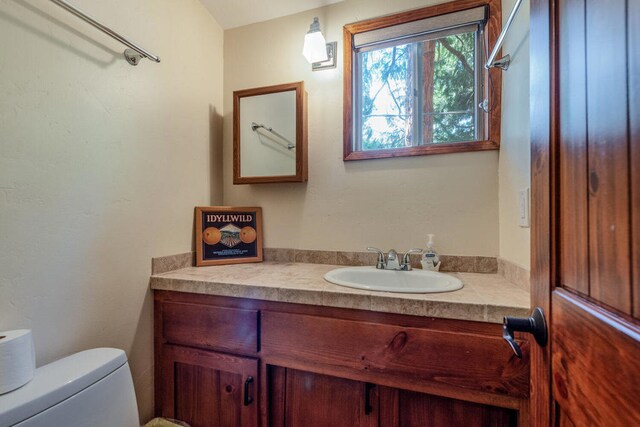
[401,249,423,270]
[367,247,386,269]
[367,247,423,271]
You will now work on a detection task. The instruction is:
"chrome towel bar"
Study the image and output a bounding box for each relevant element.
[49,0,160,65]
[485,0,524,70]
[251,123,295,150]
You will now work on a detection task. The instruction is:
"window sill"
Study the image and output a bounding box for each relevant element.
[343,140,500,161]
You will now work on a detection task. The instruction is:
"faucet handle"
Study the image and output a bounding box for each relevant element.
[402,249,423,268]
[367,247,386,269]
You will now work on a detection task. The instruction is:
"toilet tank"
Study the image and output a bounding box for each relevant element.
[0,348,140,427]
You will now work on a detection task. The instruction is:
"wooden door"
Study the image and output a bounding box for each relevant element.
[530,0,640,425]
[378,386,517,427]
[268,367,378,427]
[159,344,259,427]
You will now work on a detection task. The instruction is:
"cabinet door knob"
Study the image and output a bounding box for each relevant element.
[502,307,548,358]
[243,376,254,406]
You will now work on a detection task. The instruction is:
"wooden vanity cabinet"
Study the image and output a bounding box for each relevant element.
[159,345,259,427]
[155,299,261,426]
[154,291,529,427]
[268,368,516,427]
[378,387,516,427]
[269,367,378,427]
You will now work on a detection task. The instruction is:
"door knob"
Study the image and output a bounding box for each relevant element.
[502,307,548,358]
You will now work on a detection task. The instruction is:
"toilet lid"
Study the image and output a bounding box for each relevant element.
[0,348,127,426]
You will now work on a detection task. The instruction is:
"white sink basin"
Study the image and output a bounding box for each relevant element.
[324,266,463,293]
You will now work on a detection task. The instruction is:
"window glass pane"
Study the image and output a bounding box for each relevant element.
[356,28,479,151]
[359,44,414,150]
[424,31,476,144]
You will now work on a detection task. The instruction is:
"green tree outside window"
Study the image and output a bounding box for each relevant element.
[359,31,477,150]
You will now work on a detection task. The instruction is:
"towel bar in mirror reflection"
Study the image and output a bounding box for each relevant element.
[233,82,308,184]
[250,122,296,151]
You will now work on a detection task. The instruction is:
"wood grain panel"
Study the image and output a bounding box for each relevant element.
[529,0,553,423]
[162,302,259,354]
[219,371,242,426]
[283,369,377,427]
[161,345,259,427]
[557,0,589,295]
[261,311,530,400]
[551,290,640,427]
[156,289,505,336]
[585,0,631,313]
[378,386,400,427]
[555,407,577,427]
[174,362,222,426]
[154,290,165,415]
[630,0,640,319]
[267,366,286,427]
[388,387,516,427]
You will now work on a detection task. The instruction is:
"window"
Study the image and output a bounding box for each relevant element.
[343,0,502,160]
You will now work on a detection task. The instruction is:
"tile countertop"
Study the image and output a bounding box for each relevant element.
[150,262,530,324]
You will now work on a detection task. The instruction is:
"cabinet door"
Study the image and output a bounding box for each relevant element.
[160,344,258,427]
[269,367,378,427]
[379,387,516,427]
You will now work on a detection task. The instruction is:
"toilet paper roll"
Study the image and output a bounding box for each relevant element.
[0,330,36,394]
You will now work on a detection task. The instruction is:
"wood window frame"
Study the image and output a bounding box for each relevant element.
[343,0,502,161]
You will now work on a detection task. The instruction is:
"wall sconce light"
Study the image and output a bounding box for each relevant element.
[302,17,337,71]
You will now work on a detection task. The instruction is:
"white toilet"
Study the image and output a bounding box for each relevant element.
[0,348,140,427]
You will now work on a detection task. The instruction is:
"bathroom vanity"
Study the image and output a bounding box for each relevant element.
[152,262,530,427]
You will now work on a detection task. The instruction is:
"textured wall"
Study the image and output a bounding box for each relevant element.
[0,0,223,421]
[499,0,531,269]
[222,0,500,256]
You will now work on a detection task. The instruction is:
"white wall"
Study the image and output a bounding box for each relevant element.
[499,0,531,269]
[0,0,223,421]
[222,0,500,256]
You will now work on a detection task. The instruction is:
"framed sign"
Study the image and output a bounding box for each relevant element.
[195,206,263,266]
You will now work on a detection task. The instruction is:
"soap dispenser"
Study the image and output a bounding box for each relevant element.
[421,234,441,271]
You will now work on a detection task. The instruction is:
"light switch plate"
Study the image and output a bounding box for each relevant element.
[518,188,530,227]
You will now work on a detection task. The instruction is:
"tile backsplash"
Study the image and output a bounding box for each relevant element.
[151,249,498,274]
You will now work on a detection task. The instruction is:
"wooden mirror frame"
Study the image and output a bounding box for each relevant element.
[233,82,308,184]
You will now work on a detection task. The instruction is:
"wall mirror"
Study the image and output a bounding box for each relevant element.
[233,82,308,184]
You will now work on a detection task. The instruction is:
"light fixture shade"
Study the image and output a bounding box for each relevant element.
[302,18,328,63]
